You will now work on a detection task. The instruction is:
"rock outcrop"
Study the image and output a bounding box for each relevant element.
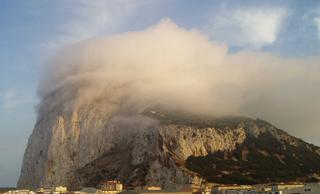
[18,101,320,189]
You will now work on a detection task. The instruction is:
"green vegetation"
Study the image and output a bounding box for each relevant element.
[143,108,320,184]
[143,108,256,129]
[186,131,320,184]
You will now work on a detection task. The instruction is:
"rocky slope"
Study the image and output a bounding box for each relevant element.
[18,101,320,190]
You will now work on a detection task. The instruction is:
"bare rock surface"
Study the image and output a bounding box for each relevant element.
[18,102,320,189]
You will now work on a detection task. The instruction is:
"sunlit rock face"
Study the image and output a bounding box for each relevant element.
[18,98,320,189]
[17,93,246,190]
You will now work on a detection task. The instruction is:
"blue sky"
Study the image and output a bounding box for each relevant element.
[1,0,320,187]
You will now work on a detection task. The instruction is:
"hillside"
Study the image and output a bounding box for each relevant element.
[18,107,320,189]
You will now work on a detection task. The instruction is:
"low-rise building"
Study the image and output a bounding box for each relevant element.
[100,180,123,194]
[275,183,320,194]
[52,186,67,193]
[100,181,123,192]
[142,187,161,191]
[211,183,320,194]
[199,186,212,194]
[36,186,67,194]
[37,187,53,194]
[270,183,304,191]
[212,184,252,194]
[120,190,193,194]
[5,190,35,194]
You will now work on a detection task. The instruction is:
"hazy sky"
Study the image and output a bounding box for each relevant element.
[1,0,320,187]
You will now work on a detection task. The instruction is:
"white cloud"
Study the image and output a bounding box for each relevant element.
[314,17,320,39]
[302,7,320,40]
[37,0,153,51]
[39,19,320,145]
[208,7,287,48]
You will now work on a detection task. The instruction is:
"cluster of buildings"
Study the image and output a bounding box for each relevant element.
[1,181,320,194]
[211,183,320,194]
[0,181,122,194]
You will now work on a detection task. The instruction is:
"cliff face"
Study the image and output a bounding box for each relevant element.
[18,99,320,189]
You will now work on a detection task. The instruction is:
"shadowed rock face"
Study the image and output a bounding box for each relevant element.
[18,104,320,190]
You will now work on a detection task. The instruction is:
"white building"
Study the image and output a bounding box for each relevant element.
[277,183,320,194]
[213,183,320,194]
[53,186,67,193]
[270,183,304,191]
[36,186,67,194]
[5,190,35,194]
[212,185,252,194]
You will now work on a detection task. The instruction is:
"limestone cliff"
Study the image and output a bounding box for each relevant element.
[18,100,320,189]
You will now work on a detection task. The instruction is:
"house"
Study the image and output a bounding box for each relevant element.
[52,186,67,194]
[100,180,123,194]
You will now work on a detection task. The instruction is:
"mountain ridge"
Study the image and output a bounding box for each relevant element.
[18,107,320,189]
